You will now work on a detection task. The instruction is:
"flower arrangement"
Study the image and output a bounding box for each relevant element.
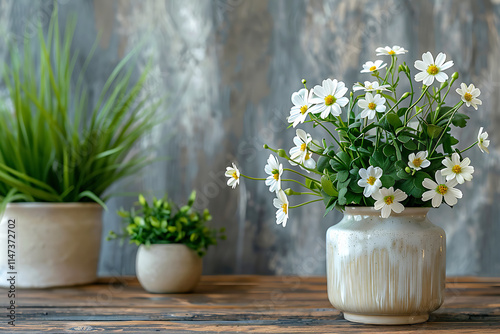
[108,192,225,256]
[225,45,490,224]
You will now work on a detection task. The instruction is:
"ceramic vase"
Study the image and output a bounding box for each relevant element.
[0,203,103,288]
[136,244,202,293]
[326,206,446,325]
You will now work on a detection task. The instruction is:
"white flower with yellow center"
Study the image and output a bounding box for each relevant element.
[373,187,408,218]
[414,52,454,86]
[309,78,349,119]
[477,127,490,154]
[358,92,386,120]
[456,83,482,110]
[360,60,387,73]
[422,171,462,208]
[225,163,240,189]
[289,129,316,172]
[408,151,430,171]
[353,81,391,92]
[288,88,313,127]
[273,189,289,227]
[375,45,408,56]
[264,154,283,193]
[357,166,383,197]
[441,153,474,184]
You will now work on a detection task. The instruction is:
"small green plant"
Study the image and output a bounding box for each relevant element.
[109,191,225,257]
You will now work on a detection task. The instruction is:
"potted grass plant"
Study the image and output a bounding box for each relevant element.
[109,192,225,293]
[225,45,490,324]
[0,10,160,288]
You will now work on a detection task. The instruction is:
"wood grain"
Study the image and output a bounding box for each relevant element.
[1,276,499,333]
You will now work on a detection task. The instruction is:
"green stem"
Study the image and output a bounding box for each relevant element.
[284,168,321,183]
[240,175,266,181]
[282,178,319,192]
[289,198,323,209]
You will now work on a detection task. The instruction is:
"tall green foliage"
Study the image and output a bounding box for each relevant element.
[0,9,160,208]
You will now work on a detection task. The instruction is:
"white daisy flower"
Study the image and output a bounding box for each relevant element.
[225,163,240,189]
[408,151,431,171]
[373,187,408,218]
[352,81,391,92]
[357,166,383,197]
[273,189,289,227]
[360,60,387,73]
[358,92,386,120]
[309,78,349,119]
[376,45,408,56]
[264,154,283,193]
[422,171,463,208]
[477,127,490,154]
[289,129,316,171]
[456,83,482,110]
[288,88,313,127]
[414,52,454,86]
[441,153,474,184]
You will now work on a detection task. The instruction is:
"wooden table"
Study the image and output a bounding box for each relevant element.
[1,276,499,333]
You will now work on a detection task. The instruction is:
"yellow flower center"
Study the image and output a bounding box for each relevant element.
[412,158,423,167]
[305,152,311,160]
[272,169,279,181]
[366,84,374,90]
[452,165,462,174]
[464,92,472,102]
[300,143,307,151]
[384,195,394,205]
[324,95,336,106]
[427,64,439,75]
[300,105,308,114]
[388,50,396,55]
[369,65,377,71]
[367,176,376,185]
[437,184,448,195]
[368,102,377,110]
[281,203,288,214]
[232,172,239,180]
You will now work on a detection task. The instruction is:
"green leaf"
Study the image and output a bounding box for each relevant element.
[413,171,431,191]
[387,113,403,130]
[427,124,443,139]
[383,145,396,157]
[321,175,338,197]
[337,170,349,183]
[403,140,417,150]
[380,175,395,188]
[451,113,470,128]
[337,187,348,205]
[397,107,408,117]
[187,190,196,207]
[317,155,331,173]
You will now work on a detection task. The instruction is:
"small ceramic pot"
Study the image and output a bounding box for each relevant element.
[136,244,202,293]
[0,203,103,288]
[326,206,446,325]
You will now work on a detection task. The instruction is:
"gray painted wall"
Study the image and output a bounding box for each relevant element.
[2,0,499,276]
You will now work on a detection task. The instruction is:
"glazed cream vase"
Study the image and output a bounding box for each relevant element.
[136,244,202,293]
[0,203,103,288]
[327,206,446,325]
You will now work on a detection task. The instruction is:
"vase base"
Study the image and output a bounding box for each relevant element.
[343,312,429,325]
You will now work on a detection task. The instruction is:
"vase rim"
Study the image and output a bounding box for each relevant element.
[344,206,430,216]
[6,202,103,209]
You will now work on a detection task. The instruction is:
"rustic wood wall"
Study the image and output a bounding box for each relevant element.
[2,0,499,276]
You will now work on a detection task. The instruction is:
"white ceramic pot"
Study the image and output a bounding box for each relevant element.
[326,206,446,325]
[136,244,202,293]
[0,203,103,288]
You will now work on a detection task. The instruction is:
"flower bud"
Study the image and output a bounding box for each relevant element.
[439,81,448,90]
[284,188,293,196]
[405,167,411,173]
[451,72,459,80]
[278,149,288,159]
[398,64,405,72]
[263,144,269,149]
[301,79,307,84]
[401,92,410,99]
